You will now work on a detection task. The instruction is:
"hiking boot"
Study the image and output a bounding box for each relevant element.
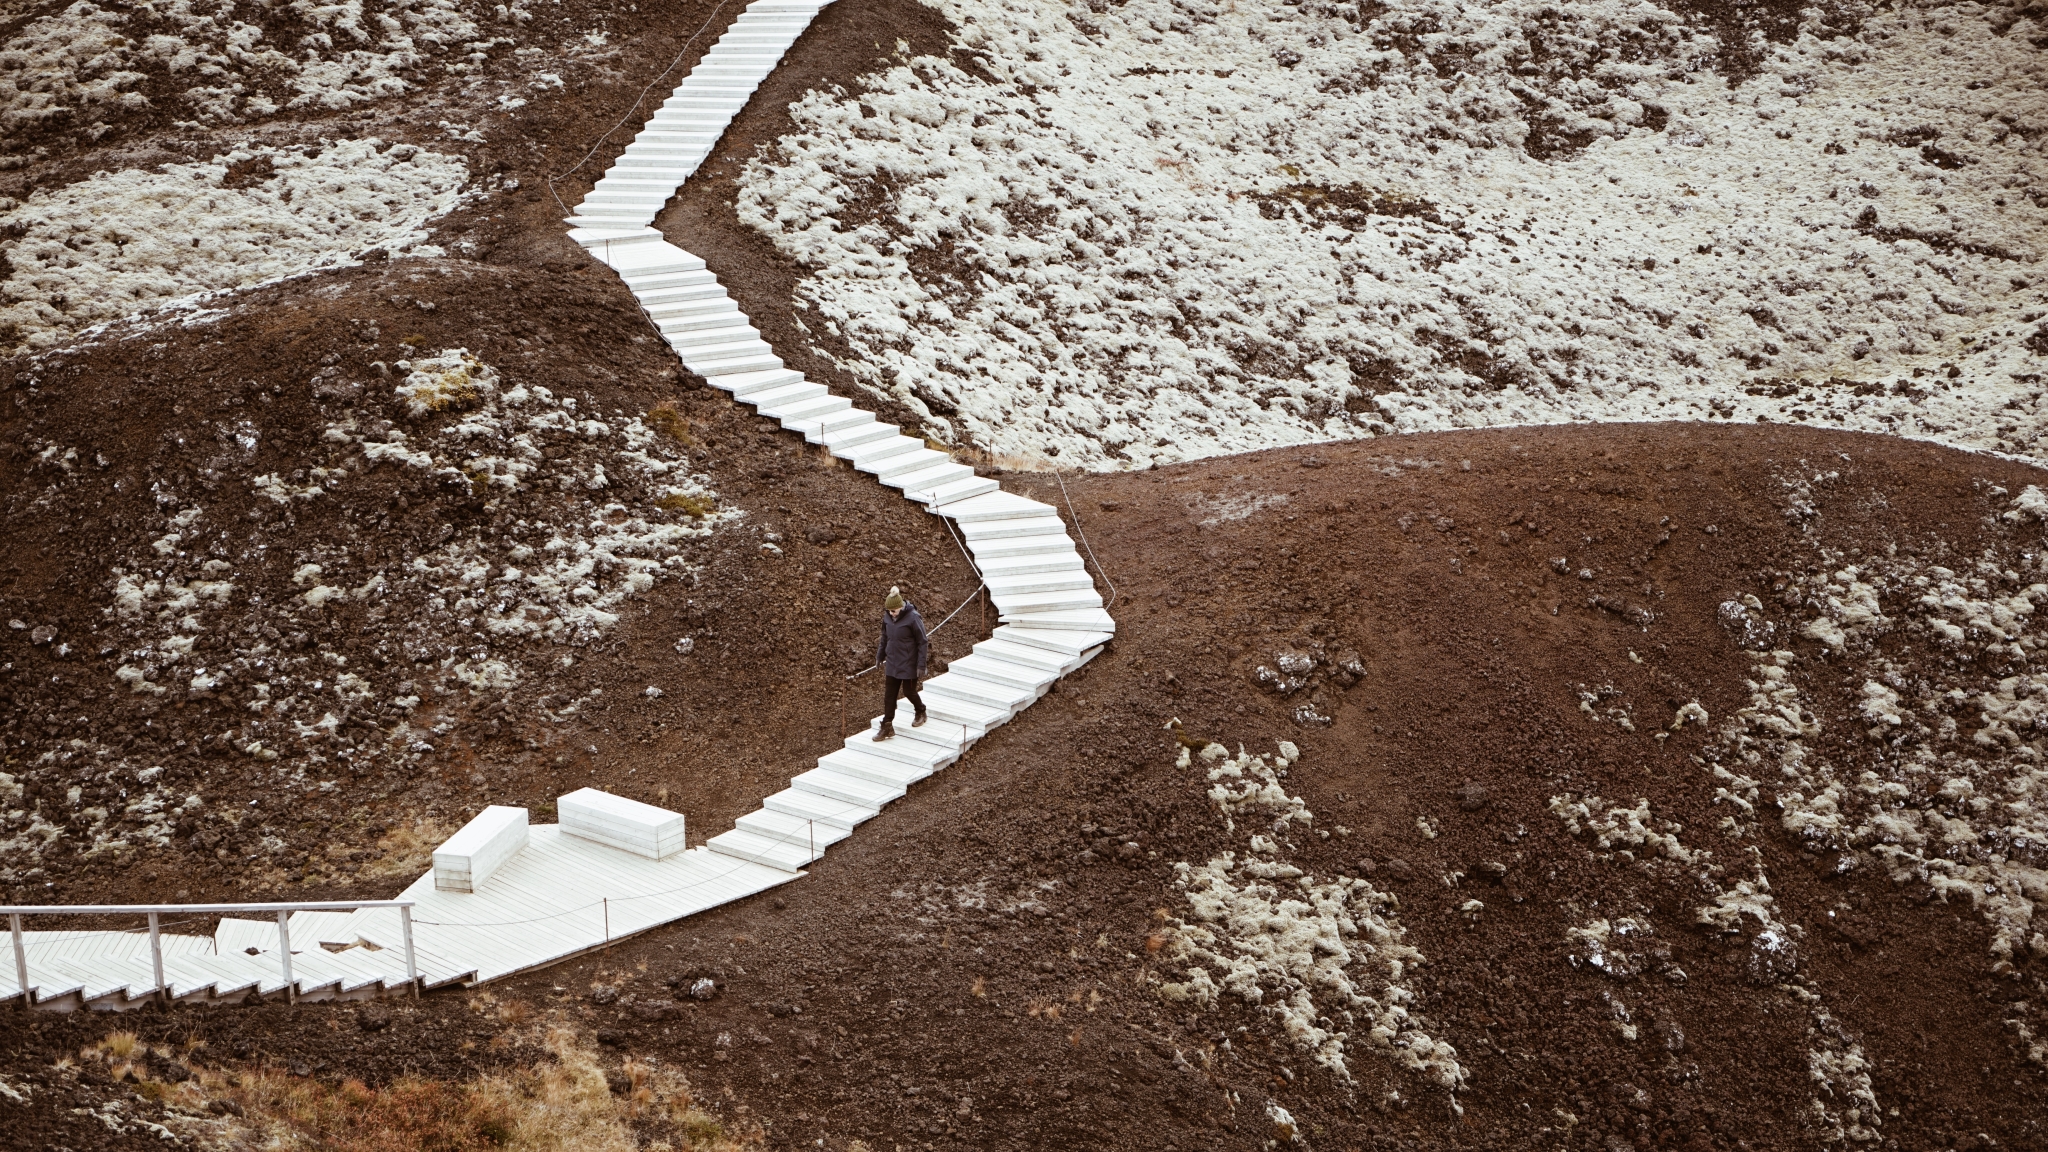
[871,723,895,742]
[912,712,928,728]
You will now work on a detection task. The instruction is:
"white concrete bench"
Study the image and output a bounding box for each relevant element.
[559,788,687,860]
[432,805,530,893]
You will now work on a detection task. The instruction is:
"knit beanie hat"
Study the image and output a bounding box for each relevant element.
[884,586,904,611]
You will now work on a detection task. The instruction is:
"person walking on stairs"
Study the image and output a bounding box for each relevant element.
[874,585,928,741]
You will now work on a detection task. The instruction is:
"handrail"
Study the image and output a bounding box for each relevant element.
[0,900,413,915]
[7,899,418,1008]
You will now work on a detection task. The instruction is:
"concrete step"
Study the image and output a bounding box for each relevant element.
[568,223,661,247]
[649,110,740,127]
[724,368,807,397]
[946,652,1059,692]
[577,200,668,220]
[923,670,1037,713]
[620,136,719,154]
[666,78,758,93]
[868,447,950,481]
[791,766,904,808]
[707,827,814,872]
[985,570,1097,597]
[957,517,1069,546]
[642,286,732,311]
[844,435,925,468]
[882,697,993,741]
[891,461,975,494]
[579,193,668,210]
[823,421,899,452]
[628,265,717,291]
[923,477,1001,507]
[598,242,706,279]
[716,35,801,48]
[684,350,785,376]
[668,325,768,353]
[677,336,776,362]
[582,181,673,198]
[608,146,708,167]
[608,156,696,173]
[736,807,851,849]
[978,549,1084,577]
[941,490,1060,524]
[798,408,874,439]
[869,705,981,750]
[820,746,938,787]
[690,58,785,72]
[1002,607,1117,632]
[760,394,850,423]
[991,587,1105,614]
[987,625,1113,661]
[840,729,960,771]
[631,128,724,143]
[762,787,878,830]
[972,636,1073,674]
[743,381,827,409]
[632,269,719,295]
[656,306,749,334]
[668,81,759,100]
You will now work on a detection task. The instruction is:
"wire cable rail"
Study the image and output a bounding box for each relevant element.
[544,0,734,221]
[4,899,418,1008]
[1052,467,1117,611]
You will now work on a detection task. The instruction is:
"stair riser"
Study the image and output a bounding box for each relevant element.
[791,771,904,807]
[761,794,877,830]
[840,739,955,773]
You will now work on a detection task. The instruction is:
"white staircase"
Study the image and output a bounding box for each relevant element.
[562,1,1114,877]
[1,0,1112,1010]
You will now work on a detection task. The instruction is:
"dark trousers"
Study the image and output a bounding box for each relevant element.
[884,675,925,724]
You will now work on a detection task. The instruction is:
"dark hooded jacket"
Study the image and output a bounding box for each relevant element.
[876,602,929,680]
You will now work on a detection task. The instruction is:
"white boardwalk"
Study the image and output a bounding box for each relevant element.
[2,0,1112,1011]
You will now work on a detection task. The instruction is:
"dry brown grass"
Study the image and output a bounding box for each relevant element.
[112,1023,761,1152]
[216,1070,516,1151]
[362,816,453,880]
[949,442,1062,473]
[645,403,696,446]
[656,492,718,518]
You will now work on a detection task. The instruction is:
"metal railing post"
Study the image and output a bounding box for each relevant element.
[9,912,26,1006]
[0,899,418,1009]
[808,819,814,863]
[147,911,165,1006]
[399,905,418,999]
[277,910,294,1004]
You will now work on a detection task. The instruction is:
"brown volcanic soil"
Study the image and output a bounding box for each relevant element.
[552,423,2048,1152]
[0,261,985,909]
[502,423,2036,1152]
[2,0,2047,1149]
[12,362,2048,1139]
[13,424,2044,1151]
